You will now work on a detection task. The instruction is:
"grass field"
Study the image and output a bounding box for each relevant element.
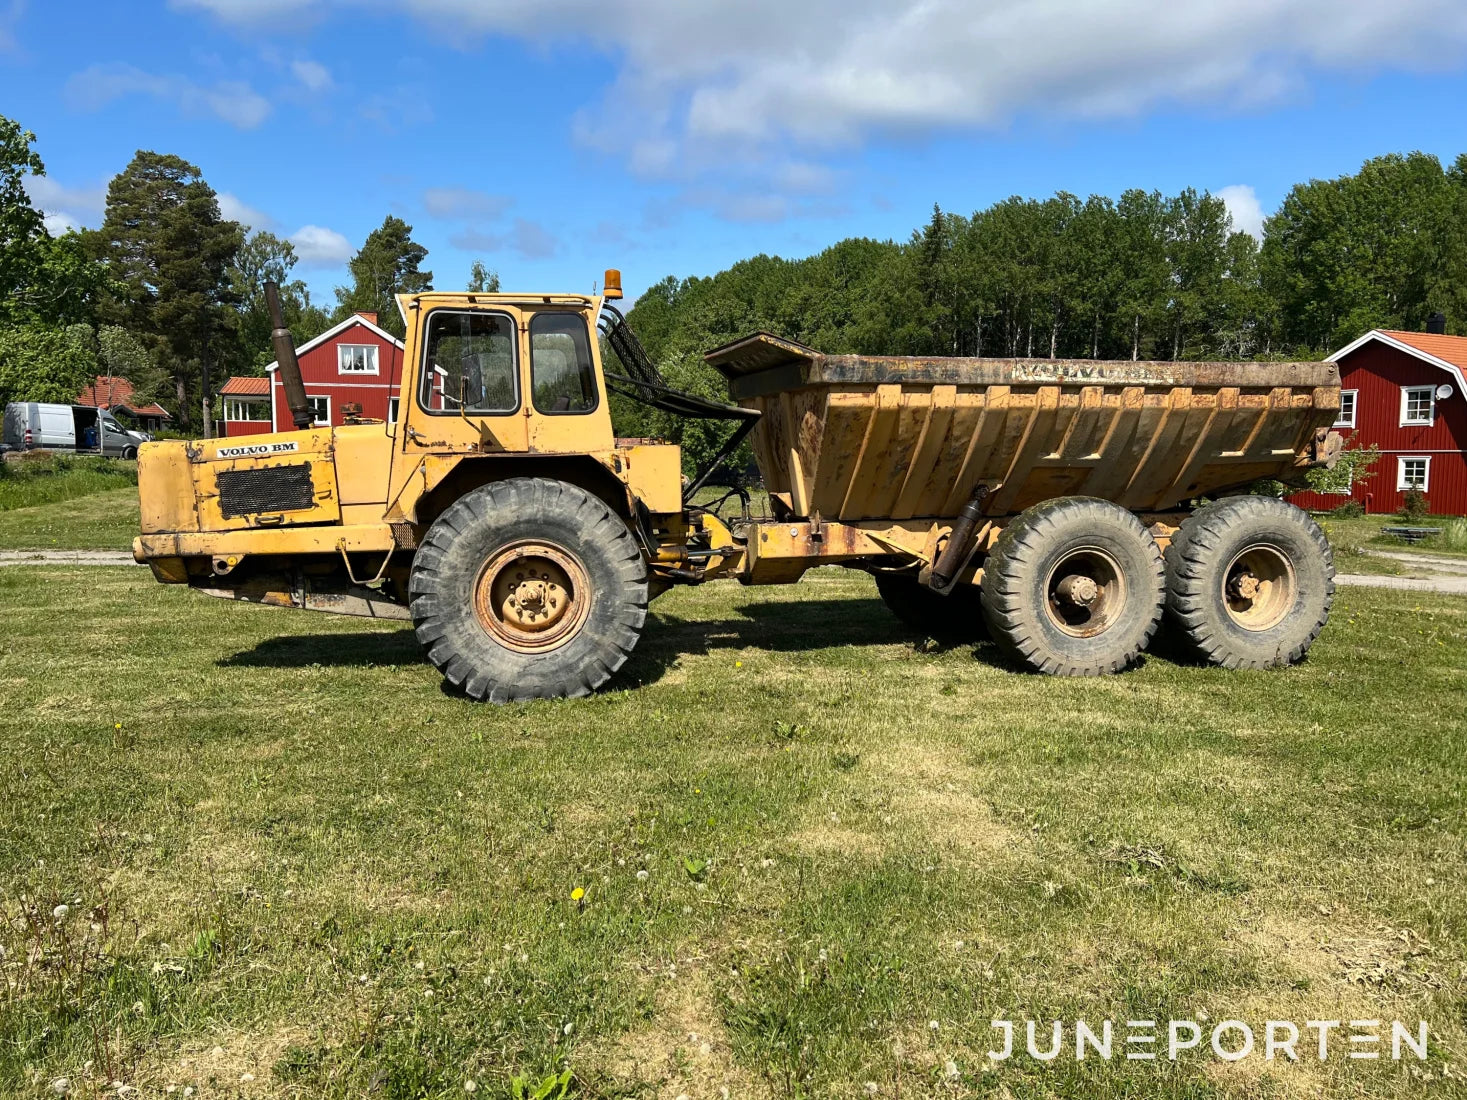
[1,565,1464,1098]
[0,456,137,513]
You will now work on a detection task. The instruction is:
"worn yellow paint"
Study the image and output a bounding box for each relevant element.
[620,444,682,515]
[134,522,396,562]
[135,291,690,585]
[332,423,394,506]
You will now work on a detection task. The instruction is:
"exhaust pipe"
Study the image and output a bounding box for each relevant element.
[265,281,314,431]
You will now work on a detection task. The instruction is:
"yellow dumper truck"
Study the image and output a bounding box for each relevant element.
[133,273,1343,700]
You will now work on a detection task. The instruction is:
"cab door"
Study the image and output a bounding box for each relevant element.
[401,304,529,456]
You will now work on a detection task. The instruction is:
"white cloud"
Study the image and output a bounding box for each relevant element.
[422,187,512,220]
[450,218,560,260]
[1217,184,1266,239]
[170,0,320,26]
[176,0,1467,218]
[217,192,275,230]
[382,0,1467,144]
[0,0,25,53]
[23,174,107,233]
[290,224,354,266]
[290,58,332,91]
[65,63,271,129]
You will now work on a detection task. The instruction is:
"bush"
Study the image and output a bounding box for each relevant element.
[1422,517,1467,552]
[1398,489,1430,523]
[1330,500,1365,518]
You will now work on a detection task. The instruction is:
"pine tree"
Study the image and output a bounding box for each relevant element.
[229,230,330,370]
[334,215,432,337]
[467,260,500,293]
[90,150,243,434]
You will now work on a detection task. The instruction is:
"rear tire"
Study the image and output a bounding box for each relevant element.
[122,446,138,460]
[409,478,648,702]
[873,573,986,640]
[980,497,1164,676]
[1163,496,1333,669]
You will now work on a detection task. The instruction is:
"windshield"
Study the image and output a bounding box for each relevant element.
[418,310,518,414]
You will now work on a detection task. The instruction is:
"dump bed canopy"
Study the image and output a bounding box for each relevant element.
[705,332,1341,520]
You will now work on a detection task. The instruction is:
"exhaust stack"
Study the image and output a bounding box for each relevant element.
[265,280,314,431]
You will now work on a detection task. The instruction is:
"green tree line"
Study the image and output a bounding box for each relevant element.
[619,152,1467,469]
[3,106,1466,444]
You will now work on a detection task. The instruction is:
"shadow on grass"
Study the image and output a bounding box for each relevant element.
[214,597,1059,688]
[218,628,420,668]
[611,597,1005,687]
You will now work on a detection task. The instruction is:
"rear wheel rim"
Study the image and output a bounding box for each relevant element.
[1044,546,1126,638]
[473,540,591,652]
[1222,544,1295,631]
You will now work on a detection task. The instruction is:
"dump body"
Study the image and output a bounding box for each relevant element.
[707,334,1342,521]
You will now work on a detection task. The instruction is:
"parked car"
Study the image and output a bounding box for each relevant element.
[2,402,149,458]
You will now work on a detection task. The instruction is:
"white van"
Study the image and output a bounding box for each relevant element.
[2,402,150,458]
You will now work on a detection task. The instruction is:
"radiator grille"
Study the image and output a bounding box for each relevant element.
[216,462,315,518]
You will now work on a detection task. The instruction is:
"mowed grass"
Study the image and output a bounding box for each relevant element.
[0,488,142,551]
[1,567,1464,1098]
[0,456,137,513]
[0,456,140,551]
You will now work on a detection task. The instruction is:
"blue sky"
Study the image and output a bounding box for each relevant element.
[5,0,1467,308]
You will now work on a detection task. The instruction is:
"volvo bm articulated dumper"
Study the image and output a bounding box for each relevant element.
[133,272,1344,701]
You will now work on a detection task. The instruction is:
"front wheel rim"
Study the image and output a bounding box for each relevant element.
[1222,544,1295,631]
[1043,546,1127,638]
[473,540,591,652]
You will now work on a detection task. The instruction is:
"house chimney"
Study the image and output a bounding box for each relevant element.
[355,311,378,325]
[1427,311,1447,335]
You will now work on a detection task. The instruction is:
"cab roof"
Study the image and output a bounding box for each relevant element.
[397,291,599,310]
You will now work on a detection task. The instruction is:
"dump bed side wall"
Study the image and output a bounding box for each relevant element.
[728,354,1339,520]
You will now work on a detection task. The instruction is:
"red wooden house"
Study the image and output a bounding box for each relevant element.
[1290,321,1467,516]
[220,312,405,438]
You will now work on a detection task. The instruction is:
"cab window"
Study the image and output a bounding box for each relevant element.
[530,313,597,414]
[418,310,517,415]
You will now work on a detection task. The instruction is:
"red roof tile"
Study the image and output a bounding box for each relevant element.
[77,375,172,419]
[219,376,271,396]
[1377,330,1467,371]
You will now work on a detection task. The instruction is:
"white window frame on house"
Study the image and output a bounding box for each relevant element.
[1334,389,1357,428]
[307,394,331,426]
[1400,385,1435,426]
[224,398,269,422]
[1396,455,1430,492]
[338,344,379,375]
[387,396,400,423]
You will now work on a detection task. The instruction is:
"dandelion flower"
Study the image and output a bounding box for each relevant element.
[563,1021,574,1035]
[734,661,743,668]
[240,1073,254,1083]
[52,904,69,921]
[50,1079,69,1096]
[944,1059,959,1079]
[929,1019,940,1031]
[571,887,585,903]
[464,1081,478,1094]
[636,869,649,882]
[864,1084,879,1096]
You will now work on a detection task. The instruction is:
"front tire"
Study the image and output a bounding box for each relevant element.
[409,478,648,702]
[980,497,1164,676]
[1163,496,1333,669]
